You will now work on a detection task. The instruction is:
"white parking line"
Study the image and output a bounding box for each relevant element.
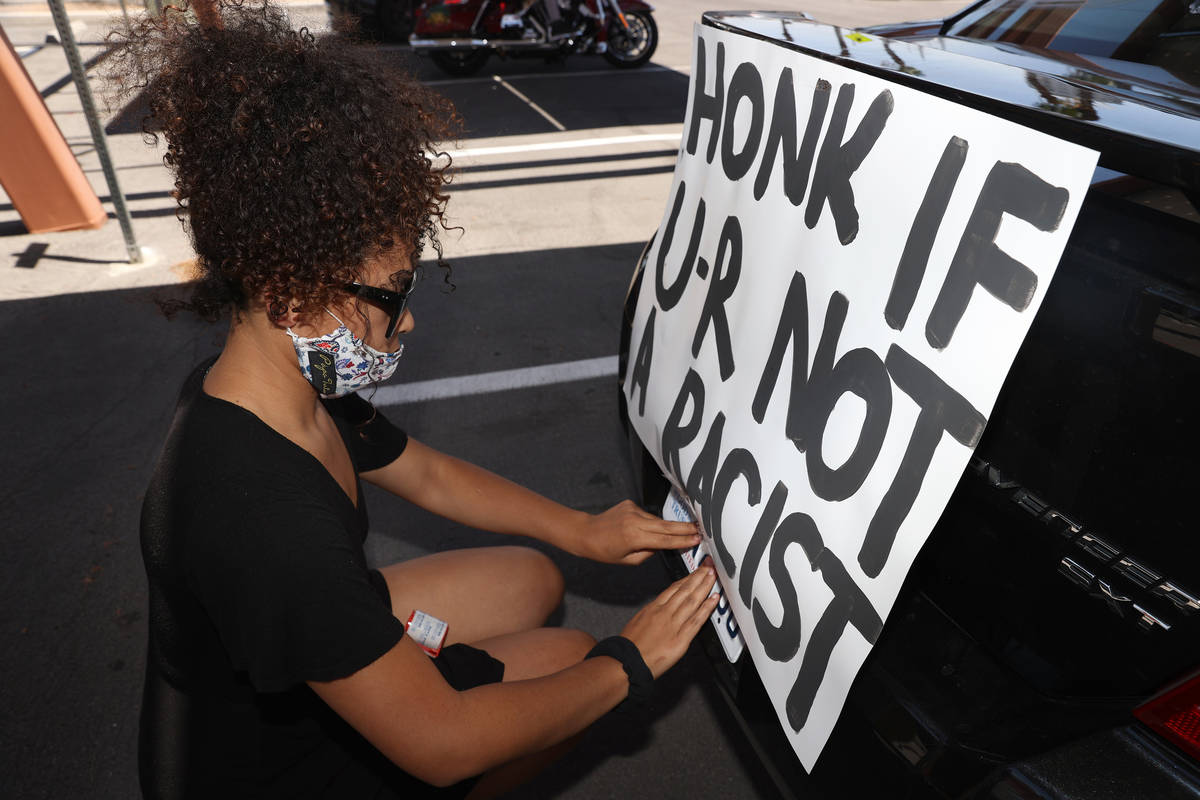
[493,75,567,131]
[450,132,680,158]
[372,355,618,406]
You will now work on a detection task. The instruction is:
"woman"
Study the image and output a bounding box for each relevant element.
[119,2,718,798]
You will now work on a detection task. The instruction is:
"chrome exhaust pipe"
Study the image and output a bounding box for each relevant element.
[410,37,556,51]
[409,37,491,49]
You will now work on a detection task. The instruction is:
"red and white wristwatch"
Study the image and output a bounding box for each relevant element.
[405,610,449,658]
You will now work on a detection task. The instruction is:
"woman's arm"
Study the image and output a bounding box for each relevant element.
[361,437,699,564]
[309,566,718,786]
[312,638,625,786]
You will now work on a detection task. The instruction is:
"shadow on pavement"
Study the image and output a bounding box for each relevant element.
[105,58,689,139]
[507,648,784,800]
[0,238,729,798]
[0,282,215,800]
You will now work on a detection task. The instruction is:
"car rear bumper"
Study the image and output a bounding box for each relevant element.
[655,540,1200,799]
[969,726,1200,800]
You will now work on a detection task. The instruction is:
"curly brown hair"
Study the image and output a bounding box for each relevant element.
[106,0,459,320]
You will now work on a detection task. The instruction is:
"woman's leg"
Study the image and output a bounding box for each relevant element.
[472,627,596,680]
[378,545,565,645]
[463,627,598,800]
[381,546,596,797]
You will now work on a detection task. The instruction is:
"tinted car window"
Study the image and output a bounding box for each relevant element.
[948,0,1200,90]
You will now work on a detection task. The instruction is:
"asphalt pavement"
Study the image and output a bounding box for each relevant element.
[1,1,967,797]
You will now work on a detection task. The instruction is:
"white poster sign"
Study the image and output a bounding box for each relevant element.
[624,25,1098,769]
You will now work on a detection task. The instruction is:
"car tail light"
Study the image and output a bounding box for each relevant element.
[1133,669,1200,762]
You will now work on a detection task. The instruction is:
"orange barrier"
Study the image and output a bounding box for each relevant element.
[0,24,105,234]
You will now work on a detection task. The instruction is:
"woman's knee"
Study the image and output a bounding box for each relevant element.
[379,546,563,639]
[505,546,564,622]
[483,627,596,681]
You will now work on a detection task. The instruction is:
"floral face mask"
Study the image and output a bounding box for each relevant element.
[287,310,403,398]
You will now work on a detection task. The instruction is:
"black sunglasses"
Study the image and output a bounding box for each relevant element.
[345,270,417,339]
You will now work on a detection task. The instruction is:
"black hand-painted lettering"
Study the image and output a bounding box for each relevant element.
[655,181,706,312]
[885,136,968,331]
[709,448,761,576]
[801,294,892,501]
[805,345,892,501]
[795,291,846,452]
[752,271,809,432]
[784,546,883,731]
[805,85,894,245]
[785,593,852,730]
[684,412,725,541]
[926,160,1069,349]
[721,62,766,182]
[816,549,883,645]
[739,481,788,607]
[661,369,706,486]
[686,37,725,164]
[754,72,831,204]
[627,306,655,417]
[858,345,986,577]
[691,215,742,381]
[753,280,890,497]
[753,511,821,662]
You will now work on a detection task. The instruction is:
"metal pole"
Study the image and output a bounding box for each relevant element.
[117,0,132,28]
[45,0,142,263]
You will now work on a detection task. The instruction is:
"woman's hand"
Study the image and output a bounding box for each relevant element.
[572,500,702,565]
[621,563,719,679]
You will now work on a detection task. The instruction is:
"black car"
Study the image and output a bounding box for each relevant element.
[619,2,1200,798]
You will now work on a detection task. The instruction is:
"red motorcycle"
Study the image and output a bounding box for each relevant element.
[410,0,657,76]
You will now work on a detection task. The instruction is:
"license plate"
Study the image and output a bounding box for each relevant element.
[663,487,745,663]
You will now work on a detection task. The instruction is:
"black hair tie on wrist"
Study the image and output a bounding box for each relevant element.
[585,635,653,712]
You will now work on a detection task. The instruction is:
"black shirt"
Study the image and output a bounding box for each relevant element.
[140,359,413,797]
